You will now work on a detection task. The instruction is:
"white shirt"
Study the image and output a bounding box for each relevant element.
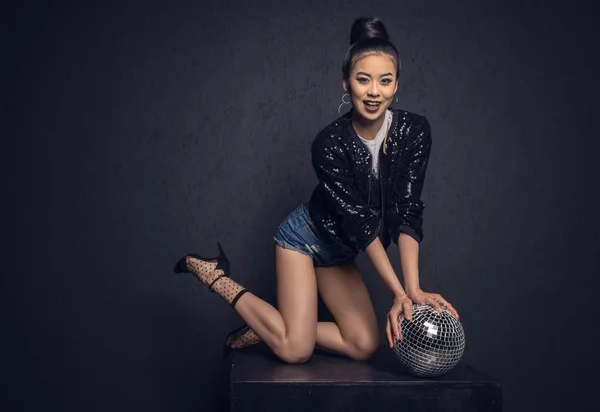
[357,109,393,176]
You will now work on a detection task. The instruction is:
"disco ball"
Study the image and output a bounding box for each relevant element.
[393,303,465,377]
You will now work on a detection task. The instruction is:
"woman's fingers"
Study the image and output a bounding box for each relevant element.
[385,317,393,348]
[390,310,401,341]
[428,295,443,313]
[403,301,413,322]
[434,294,460,319]
[443,300,459,319]
[397,314,404,341]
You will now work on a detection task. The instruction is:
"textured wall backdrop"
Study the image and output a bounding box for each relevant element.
[3,1,599,411]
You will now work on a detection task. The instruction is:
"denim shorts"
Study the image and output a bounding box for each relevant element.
[273,203,357,267]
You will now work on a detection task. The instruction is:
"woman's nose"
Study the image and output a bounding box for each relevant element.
[368,83,380,96]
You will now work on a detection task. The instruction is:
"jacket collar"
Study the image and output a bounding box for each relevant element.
[344,107,400,159]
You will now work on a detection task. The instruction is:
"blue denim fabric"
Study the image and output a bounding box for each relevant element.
[274,203,357,267]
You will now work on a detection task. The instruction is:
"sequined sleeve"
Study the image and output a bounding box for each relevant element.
[311,135,380,252]
[389,116,432,244]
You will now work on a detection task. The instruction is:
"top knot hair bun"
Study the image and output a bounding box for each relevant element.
[350,17,389,45]
[341,16,400,81]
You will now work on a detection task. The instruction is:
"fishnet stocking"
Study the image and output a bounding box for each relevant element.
[185,256,218,285]
[208,270,245,304]
[184,254,257,352]
[227,327,262,349]
[186,257,245,305]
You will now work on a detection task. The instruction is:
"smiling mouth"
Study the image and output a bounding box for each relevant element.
[364,101,381,110]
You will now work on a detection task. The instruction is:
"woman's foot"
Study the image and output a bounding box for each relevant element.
[227,326,261,349]
[175,245,247,306]
[185,257,246,304]
[184,256,219,286]
[223,325,262,359]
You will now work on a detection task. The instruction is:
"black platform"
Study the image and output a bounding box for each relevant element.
[230,346,501,412]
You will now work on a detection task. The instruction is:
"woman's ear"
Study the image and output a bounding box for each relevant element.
[342,79,349,94]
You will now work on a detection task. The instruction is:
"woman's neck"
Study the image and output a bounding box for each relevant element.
[351,110,386,140]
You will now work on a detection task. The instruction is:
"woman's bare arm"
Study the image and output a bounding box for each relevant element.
[364,237,405,298]
[364,237,414,347]
[397,233,460,318]
[397,233,420,294]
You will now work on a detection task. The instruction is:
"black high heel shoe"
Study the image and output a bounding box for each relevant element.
[174,242,231,290]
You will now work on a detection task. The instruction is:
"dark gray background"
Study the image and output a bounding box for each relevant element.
[3,1,599,411]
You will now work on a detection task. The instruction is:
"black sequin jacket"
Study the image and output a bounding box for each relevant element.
[308,107,432,253]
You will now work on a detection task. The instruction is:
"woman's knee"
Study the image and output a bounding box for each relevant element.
[277,341,315,364]
[346,329,380,361]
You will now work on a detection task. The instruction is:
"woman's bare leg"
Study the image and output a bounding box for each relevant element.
[314,261,380,361]
[232,245,318,363]
[187,246,376,362]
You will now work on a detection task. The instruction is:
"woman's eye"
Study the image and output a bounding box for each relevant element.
[357,78,369,83]
[381,78,392,84]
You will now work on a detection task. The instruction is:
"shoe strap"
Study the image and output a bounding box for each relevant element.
[208,274,226,292]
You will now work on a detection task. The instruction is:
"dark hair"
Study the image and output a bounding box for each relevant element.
[342,17,400,80]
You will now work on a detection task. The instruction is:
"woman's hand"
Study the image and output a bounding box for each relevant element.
[386,294,414,348]
[407,288,459,319]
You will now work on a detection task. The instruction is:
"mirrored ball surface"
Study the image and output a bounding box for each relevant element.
[393,304,465,377]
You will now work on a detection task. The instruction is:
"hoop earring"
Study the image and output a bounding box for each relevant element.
[338,93,351,114]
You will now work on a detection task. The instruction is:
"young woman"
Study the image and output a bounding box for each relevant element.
[174,17,459,364]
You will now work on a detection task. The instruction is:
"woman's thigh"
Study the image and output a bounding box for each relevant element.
[275,244,318,346]
[315,262,379,347]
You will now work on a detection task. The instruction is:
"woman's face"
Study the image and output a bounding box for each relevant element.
[343,53,398,122]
